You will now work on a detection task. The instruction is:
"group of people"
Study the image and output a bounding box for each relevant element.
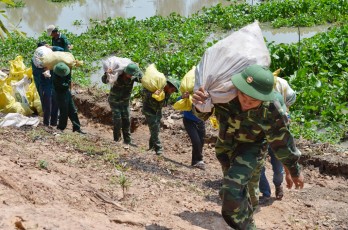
[31,25,85,134]
[32,25,304,230]
[102,61,304,229]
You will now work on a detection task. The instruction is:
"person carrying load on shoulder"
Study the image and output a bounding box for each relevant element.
[31,41,62,126]
[192,64,304,230]
[102,62,142,146]
[142,76,180,156]
[52,62,85,134]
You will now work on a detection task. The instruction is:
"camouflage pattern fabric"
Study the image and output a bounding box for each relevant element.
[102,73,140,107]
[142,88,170,154]
[194,93,301,229]
[102,73,141,143]
[112,105,131,143]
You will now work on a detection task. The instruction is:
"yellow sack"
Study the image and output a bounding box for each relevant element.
[141,64,167,101]
[209,116,219,129]
[0,83,15,110]
[8,56,32,83]
[173,66,195,111]
[2,101,33,116]
[26,81,42,115]
[41,51,84,70]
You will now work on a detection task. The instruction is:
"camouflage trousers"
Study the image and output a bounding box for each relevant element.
[215,138,267,230]
[143,111,162,154]
[111,105,131,144]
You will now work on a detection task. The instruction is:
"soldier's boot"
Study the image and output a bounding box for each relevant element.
[113,118,122,142]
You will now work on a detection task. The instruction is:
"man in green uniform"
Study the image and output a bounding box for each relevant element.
[102,63,142,145]
[52,62,85,134]
[46,25,72,52]
[192,65,304,230]
[142,78,180,155]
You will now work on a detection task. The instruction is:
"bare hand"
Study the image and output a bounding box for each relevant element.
[68,44,74,50]
[284,166,304,189]
[182,91,190,99]
[292,173,304,189]
[285,171,293,189]
[154,90,162,95]
[192,87,209,104]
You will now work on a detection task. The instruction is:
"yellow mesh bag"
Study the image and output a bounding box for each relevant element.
[141,64,167,101]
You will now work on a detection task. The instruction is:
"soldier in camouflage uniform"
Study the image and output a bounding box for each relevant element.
[102,63,142,144]
[193,65,304,230]
[142,78,180,155]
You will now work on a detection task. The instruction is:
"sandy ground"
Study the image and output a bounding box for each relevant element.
[0,110,348,230]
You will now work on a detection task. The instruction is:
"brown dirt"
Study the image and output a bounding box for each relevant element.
[0,90,348,230]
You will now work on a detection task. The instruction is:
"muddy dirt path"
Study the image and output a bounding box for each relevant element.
[0,103,348,229]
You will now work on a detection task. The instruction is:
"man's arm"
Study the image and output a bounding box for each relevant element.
[265,105,304,189]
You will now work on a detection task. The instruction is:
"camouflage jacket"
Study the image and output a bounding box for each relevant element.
[194,93,301,177]
[141,88,170,116]
[102,73,141,107]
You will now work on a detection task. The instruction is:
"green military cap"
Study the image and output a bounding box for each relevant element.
[124,63,142,78]
[231,64,275,101]
[53,62,70,77]
[166,78,180,92]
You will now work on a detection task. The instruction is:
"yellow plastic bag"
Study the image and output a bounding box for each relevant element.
[0,83,15,110]
[26,81,42,115]
[209,116,219,129]
[41,51,84,70]
[141,64,167,101]
[173,66,195,111]
[8,56,32,83]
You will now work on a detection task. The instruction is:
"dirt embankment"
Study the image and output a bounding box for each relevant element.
[74,90,348,178]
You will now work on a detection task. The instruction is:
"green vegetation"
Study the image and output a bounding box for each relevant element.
[0,0,347,143]
[268,25,348,143]
[5,0,24,8]
[38,159,48,169]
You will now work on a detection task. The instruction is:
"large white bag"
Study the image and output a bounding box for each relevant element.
[194,21,271,112]
[102,56,132,84]
[32,46,53,68]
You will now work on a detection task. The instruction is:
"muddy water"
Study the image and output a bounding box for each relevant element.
[3,0,327,43]
[3,0,232,38]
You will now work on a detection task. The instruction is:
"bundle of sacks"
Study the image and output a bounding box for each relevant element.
[0,56,41,115]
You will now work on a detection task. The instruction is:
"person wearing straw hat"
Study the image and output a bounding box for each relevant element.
[192,64,304,230]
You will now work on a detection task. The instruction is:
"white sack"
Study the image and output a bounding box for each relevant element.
[102,56,132,85]
[0,113,40,127]
[194,21,271,112]
[32,46,53,68]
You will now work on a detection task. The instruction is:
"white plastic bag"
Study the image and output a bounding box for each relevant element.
[32,46,53,68]
[0,113,39,127]
[102,56,132,85]
[194,21,271,112]
[11,75,31,106]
